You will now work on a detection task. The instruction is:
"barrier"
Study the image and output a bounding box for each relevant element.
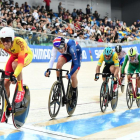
[30,45,92,62]
[0,44,140,63]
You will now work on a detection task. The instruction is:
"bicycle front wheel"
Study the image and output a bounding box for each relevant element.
[66,82,78,116]
[100,82,108,113]
[48,81,62,119]
[111,84,118,111]
[126,83,133,109]
[0,86,5,122]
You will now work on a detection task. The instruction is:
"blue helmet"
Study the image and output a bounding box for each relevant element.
[53,37,65,49]
[103,47,113,55]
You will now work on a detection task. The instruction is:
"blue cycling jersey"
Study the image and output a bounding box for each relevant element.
[48,39,82,76]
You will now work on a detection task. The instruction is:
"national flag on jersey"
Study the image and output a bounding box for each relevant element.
[53,37,61,47]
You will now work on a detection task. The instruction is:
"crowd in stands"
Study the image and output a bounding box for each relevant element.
[0,0,140,45]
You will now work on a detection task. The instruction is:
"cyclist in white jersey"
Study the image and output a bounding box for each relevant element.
[115,45,127,85]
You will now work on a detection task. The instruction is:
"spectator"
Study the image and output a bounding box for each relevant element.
[58,2,63,14]
[43,0,51,12]
[93,11,100,20]
[66,23,73,34]
[121,34,127,43]
[7,18,13,27]
[86,4,90,15]
[72,9,77,20]
[74,20,81,31]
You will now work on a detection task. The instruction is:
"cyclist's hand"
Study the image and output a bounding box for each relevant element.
[94,74,99,81]
[66,73,71,79]
[44,70,50,77]
[10,74,17,84]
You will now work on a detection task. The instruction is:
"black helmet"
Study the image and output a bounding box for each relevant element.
[115,45,122,53]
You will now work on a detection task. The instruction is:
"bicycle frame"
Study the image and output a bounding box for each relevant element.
[96,73,114,96]
[0,70,12,112]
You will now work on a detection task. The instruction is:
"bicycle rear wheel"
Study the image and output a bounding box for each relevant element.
[126,83,133,109]
[136,88,140,108]
[111,84,118,111]
[12,85,30,129]
[100,82,108,113]
[48,81,61,119]
[0,86,5,122]
[66,82,78,116]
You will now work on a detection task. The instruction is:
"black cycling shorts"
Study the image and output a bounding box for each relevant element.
[102,63,114,77]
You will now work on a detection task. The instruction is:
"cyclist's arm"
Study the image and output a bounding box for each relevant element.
[69,45,79,76]
[96,54,104,73]
[112,53,119,77]
[121,55,128,74]
[14,51,25,77]
[48,47,58,68]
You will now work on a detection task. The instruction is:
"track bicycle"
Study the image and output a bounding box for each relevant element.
[0,69,30,129]
[124,73,140,109]
[47,68,78,119]
[96,73,118,112]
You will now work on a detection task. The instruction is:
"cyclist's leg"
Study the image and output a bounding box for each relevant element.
[102,63,112,81]
[2,56,15,122]
[127,63,135,92]
[70,48,82,108]
[102,64,112,99]
[110,65,118,92]
[135,65,140,96]
[56,54,68,80]
[4,55,15,98]
[120,57,125,85]
[12,53,33,103]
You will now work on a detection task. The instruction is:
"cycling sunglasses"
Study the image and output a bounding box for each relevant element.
[130,55,136,57]
[105,55,111,58]
[1,37,12,43]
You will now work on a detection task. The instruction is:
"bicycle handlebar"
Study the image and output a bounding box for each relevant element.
[96,73,114,77]
[123,73,139,76]
[47,68,69,75]
[0,69,17,83]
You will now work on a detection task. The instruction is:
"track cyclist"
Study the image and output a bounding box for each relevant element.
[0,27,33,122]
[94,47,119,97]
[115,45,127,86]
[121,48,140,97]
[44,37,82,108]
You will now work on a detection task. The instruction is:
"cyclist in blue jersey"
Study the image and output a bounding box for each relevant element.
[44,37,82,108]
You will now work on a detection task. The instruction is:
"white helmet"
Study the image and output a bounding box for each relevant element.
[0,27,15,41]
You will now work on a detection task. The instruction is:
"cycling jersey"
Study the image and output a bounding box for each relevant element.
[121,54,140,74]
[48,39,82,76]
[118,49,127,60]
[0,37,33,77]
[97,52,119,67]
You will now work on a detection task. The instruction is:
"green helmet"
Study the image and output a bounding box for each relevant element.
[128,48,136,56]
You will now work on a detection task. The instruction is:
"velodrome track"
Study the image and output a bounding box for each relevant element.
[0,61,140,140]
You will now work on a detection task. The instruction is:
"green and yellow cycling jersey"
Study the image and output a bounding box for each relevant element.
[97,52,119,67]
[121,54,140,74]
